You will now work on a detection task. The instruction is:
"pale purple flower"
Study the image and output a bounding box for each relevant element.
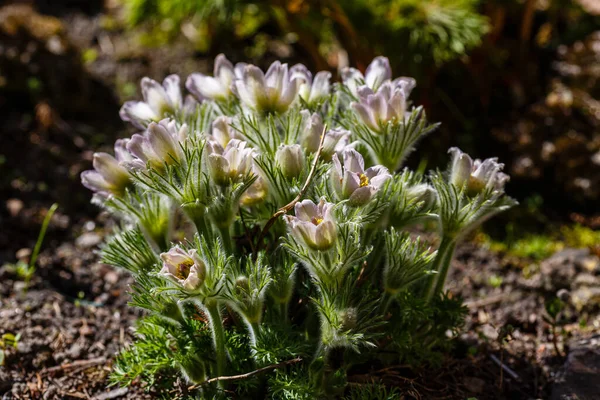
[159,246,206,291]
[120,75,183,129]
[209,116,241,149]
[448,147,510,194]
[186,54,243,102]
[342,56,391,97]
[81,139,133,197]
[240,174,268,207]
[290,64,331,105]
[207,139,254,185]
[234,61,298,113]
[351,81,414,132]
[331,149,391,205]
[300,112,351,159]
[124,119,188,171]
[284,198,337,251]
[276,144,305,180]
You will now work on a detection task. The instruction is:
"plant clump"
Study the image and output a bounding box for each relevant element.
[82,55,516,398]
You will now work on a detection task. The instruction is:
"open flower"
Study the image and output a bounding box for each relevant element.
[276,144,305,180]
[448,147,510,194]
[120,75,183,129]
[234,61,298,113]
[285,199,337,251]
[342,56,392,97]
[331,149,391,205]
[81,139,133,197]
[124,119,188,171]
[207,139,254,185]
[159,247,206,291]
[351,80,414,132]
[301,113,351,159]
[290,64,331,105]
[186,54,243,102]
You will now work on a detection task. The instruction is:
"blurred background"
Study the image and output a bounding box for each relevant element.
[1,0,600,259]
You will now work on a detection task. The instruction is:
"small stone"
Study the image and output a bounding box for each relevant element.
[571,287,600,311]
[481,324,499,341]
[66,342,83,359]
[463,376,485,394]
[551,335,600,400]
[75,232,101,249]
[6,198,24,216]
[16,248,31,260]
[577,256,600,273]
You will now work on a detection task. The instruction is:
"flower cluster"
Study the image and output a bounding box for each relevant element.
[86,54,516,397]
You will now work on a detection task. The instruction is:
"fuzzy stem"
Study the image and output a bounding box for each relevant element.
[425,236,457,302]
[218,225,234,254]
[279,301,289,322]
[205,302,226,387]
[248,320,261,352]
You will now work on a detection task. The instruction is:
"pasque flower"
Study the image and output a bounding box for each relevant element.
[159,246,206,291]
[351,79,415,132]
[186,54,243,102]
[120,75,183,129]
[124,119,188,171]
[342,56,392,97]
[448,147,510,194]
[234,61,298,113]
[331,149,391,205]
[210,116,241,149]
[81,139,133,197]
[285,199,337,251]
[207,139,254,185]
[301,112,351,159]
[240,174,268,207]
[275,144,305,180]
[290,64,331,105]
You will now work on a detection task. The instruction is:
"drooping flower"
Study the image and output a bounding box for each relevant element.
[276,144,305,180]
[81,139,133,197]
[207,139,254,185]
[159,246,206,291]
[290,64,331,105]
[448,147,510,194]
[234,61,298,114]
[124,119,188,171]
[186,54,243,102]
[120,75,183,129]
[300,112,351,159]
[351,80,415,132]
[284,198,337,251]
[331,149,391,205]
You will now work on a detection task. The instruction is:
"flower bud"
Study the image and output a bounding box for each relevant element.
[81,139,133,197]
[207,139,254,186]
[448,147,510,195]
[276,144,305,180]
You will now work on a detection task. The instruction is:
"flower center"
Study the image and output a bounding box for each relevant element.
[175,260,194,280]
[311,216,324,225]
[359,173,370,187]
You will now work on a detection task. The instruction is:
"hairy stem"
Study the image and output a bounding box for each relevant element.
[425,236,457,302]
[218,225,233,254]
[205,302,226,387]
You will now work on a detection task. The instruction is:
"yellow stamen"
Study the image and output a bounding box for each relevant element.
[311,217,323,225]
[176,260,193,279]
[359,173,369,187]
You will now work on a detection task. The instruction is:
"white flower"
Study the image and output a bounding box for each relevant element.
[351,80,414,132]
[448,147,510,194]
[159,246,206,291]
[276,144,305,180]
[240,174,268,207]
[331,149,391,205]
[341,56,392,97]
[290,64,331,105]
[124,119,188,171]
[120,75,183,129]
[186,54,244,102]
[300,112,351,159]
[234,61,298,113]
[209,116,241,149]
[284,198,337,251]
[207,139,254,185]
[81,139,133,197]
